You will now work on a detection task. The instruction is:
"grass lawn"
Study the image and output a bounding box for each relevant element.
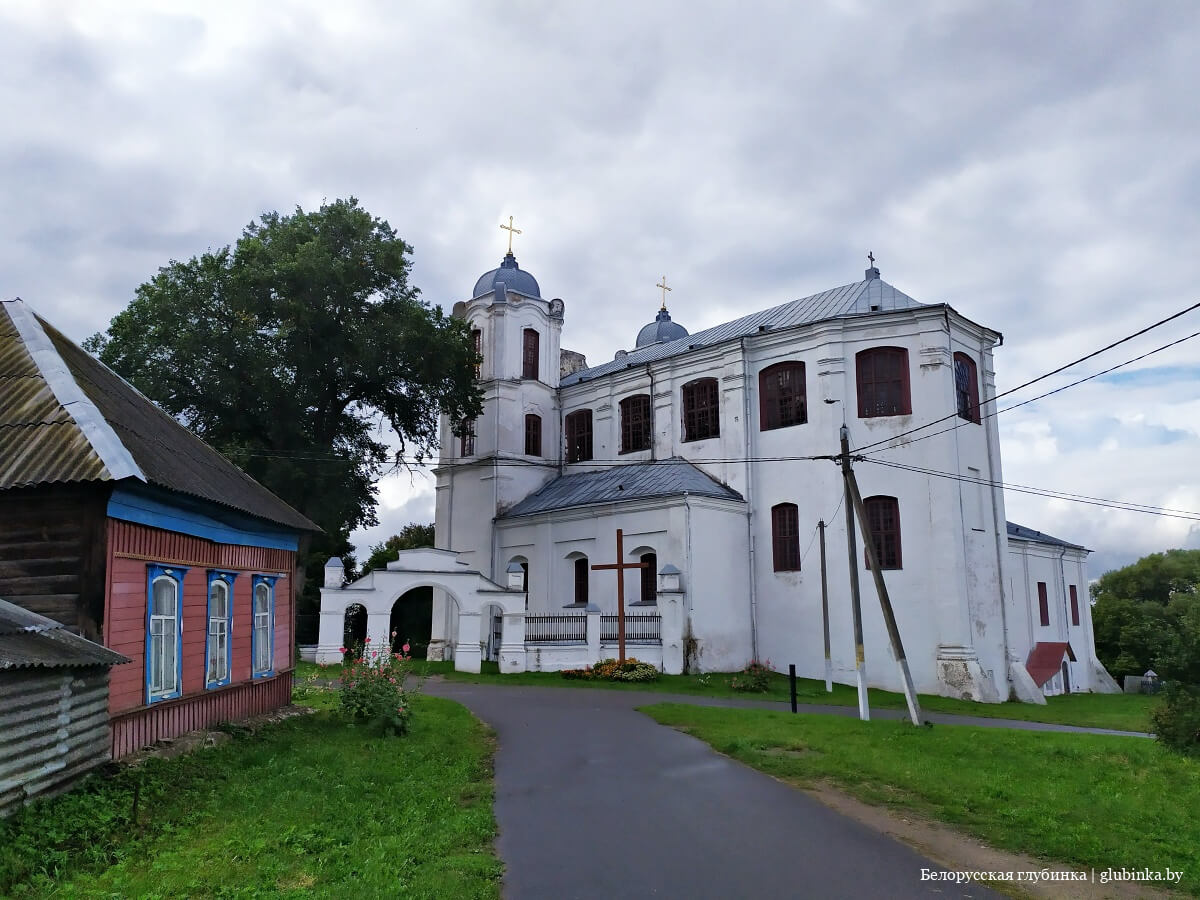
[643,703,1200,894]
[387,658,1155,733]
[0,695,500,898]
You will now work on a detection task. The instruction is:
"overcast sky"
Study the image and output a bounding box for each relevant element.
[3,1,1198,577]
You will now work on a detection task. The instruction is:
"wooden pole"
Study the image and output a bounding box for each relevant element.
[818,519,832,693]
[843,462,923,726]
[839,426,870,721]
[615,529,626,662]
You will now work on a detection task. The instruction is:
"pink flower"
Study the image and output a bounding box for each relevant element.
[339,647,346,653]
[402,643,410,653]
[365,636,371,643]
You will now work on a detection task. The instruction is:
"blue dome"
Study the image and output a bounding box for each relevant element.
[635,307,689,348]
[472,252,541,299]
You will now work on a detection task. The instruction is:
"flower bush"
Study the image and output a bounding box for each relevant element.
[338,635,419,736]
[729,658,772,692]
[560,658,660,682]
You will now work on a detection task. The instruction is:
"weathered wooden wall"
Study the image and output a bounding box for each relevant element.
[0,483,109,640]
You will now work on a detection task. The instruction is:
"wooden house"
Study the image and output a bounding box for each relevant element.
[0,297,319,758]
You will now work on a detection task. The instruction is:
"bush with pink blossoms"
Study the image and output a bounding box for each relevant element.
[337,635,420,736]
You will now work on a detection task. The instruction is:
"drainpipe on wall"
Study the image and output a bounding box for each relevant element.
[739,337,759,660]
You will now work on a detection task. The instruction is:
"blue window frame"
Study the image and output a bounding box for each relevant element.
[205,571,236,688]
[146,564,188,704]
[251,575,278,678]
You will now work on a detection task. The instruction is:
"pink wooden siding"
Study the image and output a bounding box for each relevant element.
[103,519,296,749]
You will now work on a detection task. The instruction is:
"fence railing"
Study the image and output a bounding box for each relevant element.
[525,614,587,643]
[600,614,661,644]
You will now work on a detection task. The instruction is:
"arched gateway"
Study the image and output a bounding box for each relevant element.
[317,549,527,673]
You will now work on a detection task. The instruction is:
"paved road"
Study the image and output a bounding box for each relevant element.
[428,681,999,899]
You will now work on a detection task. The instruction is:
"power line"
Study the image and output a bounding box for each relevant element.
[853,299,1200,455]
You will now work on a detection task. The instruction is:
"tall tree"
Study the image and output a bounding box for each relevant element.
[86,199,481,619]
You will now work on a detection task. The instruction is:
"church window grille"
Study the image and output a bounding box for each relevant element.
[574,557,589,606]
[856,347,911,417]
[640,553,657,604]
[1070,585,1080,626]
[459,419,475,456]
[953,352,981,423]
[771,503,801,571]
[759,362,807,431]
[525,414,542,456]
[864,496,902,569]
[565,410,593,462]
[1037,582,1050,626]
[620,394,652,453]
[471,329,482,379]
[682,378,720,442]
[522,329,540,380]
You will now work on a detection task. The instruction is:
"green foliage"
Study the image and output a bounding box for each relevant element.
[1091,548,1200,607]
[84,198,482,613]
[1,699,499,898]
[338,637,420,735]
[729,658,772,692]
[1152,684,1200,756]
[359,522,437,576]
[560,658,660,682]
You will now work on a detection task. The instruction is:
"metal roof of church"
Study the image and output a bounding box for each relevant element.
[562,273,925,387]
[501,457,744,518]
[1006,522,1087,551]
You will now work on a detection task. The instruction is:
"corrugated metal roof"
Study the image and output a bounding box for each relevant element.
[0,599,129,669]
[0,299,319,533]
[562,277,926,386]
[501,457,744,518]
[1006,521,1086,551]
[1026,641,1076,687]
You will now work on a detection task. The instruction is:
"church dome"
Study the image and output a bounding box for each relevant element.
[635,307,689,348]
[472,252,541,299]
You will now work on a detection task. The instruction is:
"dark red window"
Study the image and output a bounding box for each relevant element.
[771,503,800,571]
[682,378,719,442]
[953,352,980,424]
[471,328,482,379]
[522,329,539,380]
[574,557,589,606]
[864,496,902,569]
[565,409,593,462]
[759,362,807,431]
[620,394,652,453]
[458,419,475,456]
[640,553,657,603]
[1038,582,1050,626]
[1069,585,1080,627]
[524,414,542,456]
[856,347,911,417]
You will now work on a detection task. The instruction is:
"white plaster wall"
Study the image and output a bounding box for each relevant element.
[684,500,753,672]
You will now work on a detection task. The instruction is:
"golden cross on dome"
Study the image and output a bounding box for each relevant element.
[656,275,671,310]
[500,216,522,254]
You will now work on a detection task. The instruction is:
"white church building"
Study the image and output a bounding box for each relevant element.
[318,249,1117,703]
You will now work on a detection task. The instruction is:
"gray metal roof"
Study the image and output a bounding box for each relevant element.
[1006,521,1087,551]
[0,598,130,670]
[0,298,319,533]
[562,275,925,386]
[501,457,744,518]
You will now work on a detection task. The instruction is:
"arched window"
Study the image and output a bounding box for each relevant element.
[251,576,276,677]
[864,496,902,569]
[458,419,475,456]
[206,572,235,688]
[574,557,589,606]
[147,565,185,703]
[640,552,657,604]
[953,352,980,424]
[856,347,911,417]
[522,328,540,380]
[620,394,652,453]
[759,362,807,430]
[525,414,542,456]
[565,409,593,462]
[681,378,719,442]
[771,503,800,571]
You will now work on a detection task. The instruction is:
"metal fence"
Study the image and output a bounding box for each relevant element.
[525,614,587,643]
[600,614,661,644]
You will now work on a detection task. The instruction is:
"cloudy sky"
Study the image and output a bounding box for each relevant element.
[3,0,1198,577]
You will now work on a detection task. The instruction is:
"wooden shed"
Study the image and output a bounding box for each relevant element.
[0,297,320,758]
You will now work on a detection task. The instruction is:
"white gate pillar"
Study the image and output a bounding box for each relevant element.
[658,564,685,675]
[499,611,527,673]
[315,603,345,665]
[366,612,391,658]
[455,611,483,673]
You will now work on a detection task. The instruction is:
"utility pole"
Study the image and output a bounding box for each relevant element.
[839,426,870,721]
[838,426,923,726]
[818,519,832,693]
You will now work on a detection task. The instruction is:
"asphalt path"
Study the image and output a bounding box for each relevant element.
[428,681,1000,899]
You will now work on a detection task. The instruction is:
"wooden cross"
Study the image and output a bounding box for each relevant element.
[867,251,875,267]
[656,275,671,310]
[500,215,522,254]
[591,528,649,663]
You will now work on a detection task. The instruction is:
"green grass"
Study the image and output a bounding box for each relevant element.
[642,703,1200,894]
[0,696,500,898]
[419,660,1155,732]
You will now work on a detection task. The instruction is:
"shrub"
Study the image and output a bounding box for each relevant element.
[1152,684,1200,756]
[730,658,772,693]
[338,635,419,735]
